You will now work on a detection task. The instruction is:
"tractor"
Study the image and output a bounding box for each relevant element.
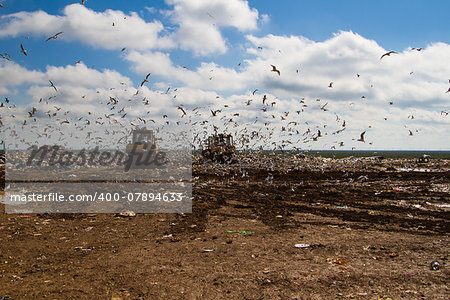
[125,128,158,169]
[201,133,236,163]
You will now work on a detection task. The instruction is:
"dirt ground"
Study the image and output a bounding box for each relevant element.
[0,155,449,299]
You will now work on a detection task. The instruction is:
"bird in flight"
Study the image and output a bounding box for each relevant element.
[177,106,186,118]
[357,131,366,142]
[271,65,280,76]
[49,80,58,92]
[380,51,397,60]
[446,87,450,93]
[140,73,151,87]
[46,32,63,42]
[20,43,27,56]
[328,82,333,88]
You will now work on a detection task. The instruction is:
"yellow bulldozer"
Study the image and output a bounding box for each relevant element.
[125,128,158,169]
[201,133,236,163]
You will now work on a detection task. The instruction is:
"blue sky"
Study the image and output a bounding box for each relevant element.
[0,0,449,150]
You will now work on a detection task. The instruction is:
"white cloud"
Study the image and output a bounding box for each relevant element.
[1,0,449,153]
[165,0,260,55]
[0,4,174,50]
[0,61,46,87]
[120,30,450,149]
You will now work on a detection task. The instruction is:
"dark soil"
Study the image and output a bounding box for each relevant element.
[0,156,449,299]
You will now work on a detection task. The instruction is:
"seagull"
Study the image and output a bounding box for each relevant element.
[271,65,280,76]
[177,106,186,117]
[446,87,450,93]
[20,43,27,56]
[328,82,333,88]
[408,130,413,136]
[49,80,58,92]
[380,51,397,60]
[140,72,151,87]
[46,32,63,42]
[357,131,366,142]
[252,89,258,95]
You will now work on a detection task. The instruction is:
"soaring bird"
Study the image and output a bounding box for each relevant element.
[380,51,397,60]
[49,80,58,92]
[20,43,27,56]
[177,106,186,117]
[408,130,413,136]
[140,72,151,87]
[357,131,366,142]
[328,82,333,88]
[446,87,450,93]
[46,32,63,42]
[271,65,280,76]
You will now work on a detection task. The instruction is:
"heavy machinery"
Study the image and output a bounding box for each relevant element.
[125,128,158,169]
[201,133,236,163]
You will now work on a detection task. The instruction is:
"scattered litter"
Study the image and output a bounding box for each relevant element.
[226,230,254,234]
[430,261,440,270]
[118,211,136,217]
[202,249,215,253]
[426,202,450,208]
[294,244,310,248]
[336,205,349,209]
[326,258,346,265]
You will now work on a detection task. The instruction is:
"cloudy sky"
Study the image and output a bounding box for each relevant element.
[0,0,449,150]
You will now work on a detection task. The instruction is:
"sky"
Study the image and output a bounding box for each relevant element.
[0,0,449,151]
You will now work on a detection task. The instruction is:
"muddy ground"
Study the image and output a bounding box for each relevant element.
[0,155,449,299]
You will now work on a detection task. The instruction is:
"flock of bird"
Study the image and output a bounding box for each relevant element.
[0,4,449,152]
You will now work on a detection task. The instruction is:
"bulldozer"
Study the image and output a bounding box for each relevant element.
[125,128,158,169]
[201,133,236,163]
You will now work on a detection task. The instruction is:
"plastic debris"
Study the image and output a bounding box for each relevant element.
[202,249,215,252]
[226,230,254,234]
[430,261,440,270]
[118,211,136,217]
[294,244,310,248]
